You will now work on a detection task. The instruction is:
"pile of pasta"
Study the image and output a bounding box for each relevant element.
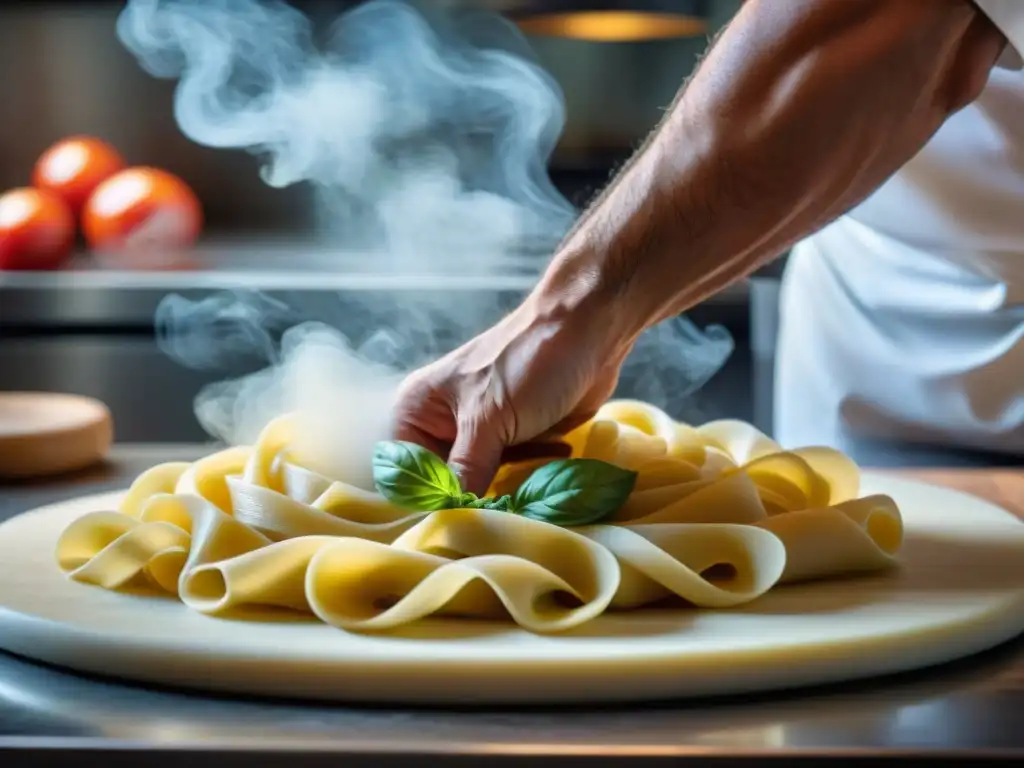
[54,400,904,634]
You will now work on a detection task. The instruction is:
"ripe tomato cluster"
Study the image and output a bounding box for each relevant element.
[0,136,203,271]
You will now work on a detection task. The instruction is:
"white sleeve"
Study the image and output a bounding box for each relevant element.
[974,0,1024,70]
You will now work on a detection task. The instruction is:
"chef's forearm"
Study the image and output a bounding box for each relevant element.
[529,0,1005,350]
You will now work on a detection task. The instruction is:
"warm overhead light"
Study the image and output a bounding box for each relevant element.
[516,10,707,42]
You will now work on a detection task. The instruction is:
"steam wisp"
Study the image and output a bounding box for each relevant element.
[121,0,733,486]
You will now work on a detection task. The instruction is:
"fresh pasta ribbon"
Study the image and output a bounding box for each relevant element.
[347,507,623,632]
[174,446,250,513]
[54,399,905,635]
[579,523,786,609]
[239,414,295,491]
[56,492,270,596]
[56,511,190,590]
[758,494,903,582]
[118,462,191,518]
[695,419,782,465]
[596,400,707,465]
[227,476,429,543]
[183,535,336,614]
[611,470,767,525]
[307,541,513,630]
[630,457,703,491]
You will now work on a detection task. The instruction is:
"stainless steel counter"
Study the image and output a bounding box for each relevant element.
[1,446,1023,765]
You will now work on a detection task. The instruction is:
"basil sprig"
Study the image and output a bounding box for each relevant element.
[372,440,636,527]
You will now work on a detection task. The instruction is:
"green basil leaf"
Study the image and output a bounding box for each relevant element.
[372,440,463,511]
[512,458,637,527]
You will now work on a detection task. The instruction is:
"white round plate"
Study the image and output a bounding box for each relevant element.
[0,474,1022,705]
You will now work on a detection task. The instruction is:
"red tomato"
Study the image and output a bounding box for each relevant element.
[0,188,76,271]
[82,167,203,253]
[32,136,127,215]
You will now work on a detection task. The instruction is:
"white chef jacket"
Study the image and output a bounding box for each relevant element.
[774,1,1024,456]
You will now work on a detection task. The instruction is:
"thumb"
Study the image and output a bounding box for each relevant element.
[448,423,505,497]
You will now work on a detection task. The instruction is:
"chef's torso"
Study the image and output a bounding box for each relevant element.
[775,63,1024,454]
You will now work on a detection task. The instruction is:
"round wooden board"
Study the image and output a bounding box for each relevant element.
[0,474,1023,705]
[0,392,112,479]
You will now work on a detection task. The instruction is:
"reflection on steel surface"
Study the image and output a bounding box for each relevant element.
[0,637,1022,752]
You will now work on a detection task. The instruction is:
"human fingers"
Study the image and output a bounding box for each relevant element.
[447,419,506,496]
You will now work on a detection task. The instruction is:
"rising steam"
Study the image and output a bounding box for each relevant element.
[121,0,732,487]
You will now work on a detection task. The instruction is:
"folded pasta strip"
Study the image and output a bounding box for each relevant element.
[579,523,786,609]
[612,471,767,526]
[227,477,428,543]
[758,494,904,583]
[306,540,612,633]
[56,511,190,590]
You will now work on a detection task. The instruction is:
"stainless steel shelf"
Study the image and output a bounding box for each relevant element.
[0,240,748,330]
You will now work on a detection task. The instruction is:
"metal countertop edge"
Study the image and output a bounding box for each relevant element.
[0,738,1020,758]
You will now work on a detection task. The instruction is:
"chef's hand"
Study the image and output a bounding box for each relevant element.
[391,293,631,495]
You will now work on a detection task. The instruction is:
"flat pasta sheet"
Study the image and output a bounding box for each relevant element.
[55,401,904,634]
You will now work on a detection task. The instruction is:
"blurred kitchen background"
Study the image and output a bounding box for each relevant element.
[0,0,788,444]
